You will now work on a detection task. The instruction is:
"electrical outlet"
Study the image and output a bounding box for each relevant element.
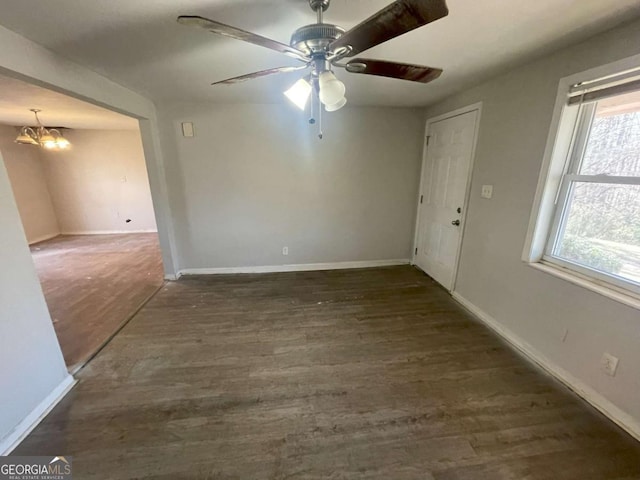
[601,353,619,377]
[282,246,288,256]
[481,185,493,199]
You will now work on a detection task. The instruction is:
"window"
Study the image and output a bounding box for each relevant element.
[543,79,640,296]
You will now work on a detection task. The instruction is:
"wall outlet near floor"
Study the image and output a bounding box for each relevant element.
[282,246,288,256]
[481,185,493,199]
[601,353,619,377]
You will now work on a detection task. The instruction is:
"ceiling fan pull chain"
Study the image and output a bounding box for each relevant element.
[317,94,323,140]
[309,86,316,125]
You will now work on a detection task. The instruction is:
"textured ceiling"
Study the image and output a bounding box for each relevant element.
[0,75,138,130]
[0,0,639,107]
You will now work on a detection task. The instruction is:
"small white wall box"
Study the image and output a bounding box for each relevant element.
[181,122,195,137]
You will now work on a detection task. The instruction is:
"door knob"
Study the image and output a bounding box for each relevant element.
[451,220,460,226]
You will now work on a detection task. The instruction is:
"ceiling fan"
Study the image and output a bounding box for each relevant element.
[178,0,448,138]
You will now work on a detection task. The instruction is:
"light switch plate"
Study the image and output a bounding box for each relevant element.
[481,185,493,199]
[181,122,195,137]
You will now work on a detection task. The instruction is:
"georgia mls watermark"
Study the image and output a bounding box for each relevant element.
[0,456,72,480]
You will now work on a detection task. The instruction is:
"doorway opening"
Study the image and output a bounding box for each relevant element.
[0,74,164,372]
[413,104,482,291]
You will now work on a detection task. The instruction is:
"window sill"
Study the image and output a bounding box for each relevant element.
[526,261,640,311]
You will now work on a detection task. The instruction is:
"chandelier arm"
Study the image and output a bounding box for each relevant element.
[21,126,38,139]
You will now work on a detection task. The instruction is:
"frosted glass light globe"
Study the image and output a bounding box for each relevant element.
[318,71,346,106]
[325,97,347,112]
[284,78,312,110]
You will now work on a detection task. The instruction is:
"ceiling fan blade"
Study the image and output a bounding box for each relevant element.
[330,0,448,57]
[177,15,310,62]
[344,58,442,83]
[212,65,309,85]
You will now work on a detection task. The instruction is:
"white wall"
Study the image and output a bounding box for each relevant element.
[0,153,70,451]
[41,129,157,234]
[424,19,640,436]
[158,103,424,271]
[0,125,59,243]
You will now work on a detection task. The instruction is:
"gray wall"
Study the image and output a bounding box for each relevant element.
[424,19,640,429]
[0,125,60,243]
[41,129,157,234]
[158,104,424,271]
[0,154,68,446]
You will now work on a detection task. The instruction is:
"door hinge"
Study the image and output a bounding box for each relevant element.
[415,247,418,255]
[420,195,424,204]
[426,135,431,146]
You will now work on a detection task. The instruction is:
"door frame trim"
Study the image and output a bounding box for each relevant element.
[412,102,483,291]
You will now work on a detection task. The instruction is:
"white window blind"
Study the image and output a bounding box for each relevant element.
[568,67,640,105]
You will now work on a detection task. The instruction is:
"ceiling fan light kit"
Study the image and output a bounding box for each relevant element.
[318,71,346,107]
[325,97,347,112]
[284,78,313,110]
[15,109,72,150]
[178,0,449,138]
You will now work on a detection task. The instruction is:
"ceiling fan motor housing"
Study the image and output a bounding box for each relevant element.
[308,0,331,12]
[290,24,345,56]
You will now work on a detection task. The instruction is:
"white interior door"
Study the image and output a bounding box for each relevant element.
[415,109,478,290]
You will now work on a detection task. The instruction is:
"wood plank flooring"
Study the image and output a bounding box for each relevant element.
[30,233,164,369]
[12,266,640,479]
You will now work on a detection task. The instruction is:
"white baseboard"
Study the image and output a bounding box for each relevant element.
[28,232,60,245]
[0,374,77,455]
[178,259,410,277]
[452,291,640,442]
[61,230,158,235]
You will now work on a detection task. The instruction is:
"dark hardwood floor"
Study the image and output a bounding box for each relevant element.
[13,266,640,479]
[30,233,164,369]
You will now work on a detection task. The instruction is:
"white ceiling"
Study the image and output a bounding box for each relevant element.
[0,75,138,130]
[0,0,639,107]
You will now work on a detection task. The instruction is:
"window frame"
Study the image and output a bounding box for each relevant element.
[524,53,640,309]
[542,102,640,296]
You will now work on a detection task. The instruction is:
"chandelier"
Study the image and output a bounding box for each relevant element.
[15,109,71,150]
